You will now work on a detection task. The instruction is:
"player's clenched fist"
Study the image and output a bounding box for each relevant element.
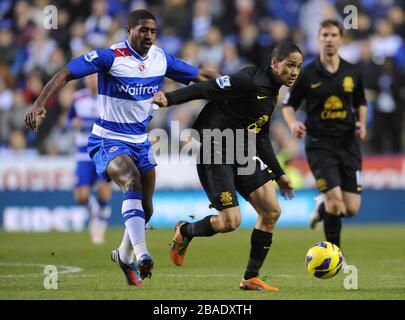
[153,91,169,108]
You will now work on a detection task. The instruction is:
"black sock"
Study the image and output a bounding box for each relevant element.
[244,229,273,280]
[318,202,326,220]
[323,212,342,248]
[180,215,217,238]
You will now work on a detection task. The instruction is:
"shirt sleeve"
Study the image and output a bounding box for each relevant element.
[282,72,306,110]
[353,71,367,109]
[165,52,199,85]
[166,67,254,105]
[256,123,285,178]
[66,48,115,79]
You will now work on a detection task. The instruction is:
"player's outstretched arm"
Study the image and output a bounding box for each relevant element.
[25,67,74,132]
[154,70,253,107]
[152,80,216,107]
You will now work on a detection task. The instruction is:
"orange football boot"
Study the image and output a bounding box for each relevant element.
[239,276,279,292]
[170,221,192,266]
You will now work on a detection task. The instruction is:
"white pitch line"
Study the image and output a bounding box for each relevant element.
[0,262,83,278]
[158,273,296,278]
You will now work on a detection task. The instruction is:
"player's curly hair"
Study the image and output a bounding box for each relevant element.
[128,10,156,28]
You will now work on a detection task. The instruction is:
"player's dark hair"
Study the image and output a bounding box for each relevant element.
[128,10,156,28]
[271,41,302,62]
[319,19,344,36]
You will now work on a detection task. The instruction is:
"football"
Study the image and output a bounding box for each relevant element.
[305,241,344,279]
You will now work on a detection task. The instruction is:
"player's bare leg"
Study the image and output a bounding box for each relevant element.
[141,168,155,225]
[239,181,280,291]
[342,192,361,217]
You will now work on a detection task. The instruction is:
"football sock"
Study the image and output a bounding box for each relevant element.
[180,215,217,238]
[244,229,273,280]
[323,212,342,248]
[118,228,134,265]
[97,198,111,221]
[87,193,100,218]
[90,199,111,243]
[121,191,150,261]
[318,201,326,220]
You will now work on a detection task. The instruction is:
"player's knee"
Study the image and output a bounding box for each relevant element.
[122,174,142,192]
[256,199,281,217]
[345,205,360,217]
[262,207,281,226]
[74,193,89,205]
[257,199,281,222]
[326,199,346,215]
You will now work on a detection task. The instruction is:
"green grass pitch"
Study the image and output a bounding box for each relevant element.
[0,225,404,300]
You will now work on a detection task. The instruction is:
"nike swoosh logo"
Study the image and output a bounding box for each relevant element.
[310,82,322,89]
[257,95,267,100]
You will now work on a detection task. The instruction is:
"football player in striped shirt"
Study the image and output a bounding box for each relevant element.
[25,9,218,287]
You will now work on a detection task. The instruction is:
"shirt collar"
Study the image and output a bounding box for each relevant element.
[315,55,343,77]
[125,40,149,61]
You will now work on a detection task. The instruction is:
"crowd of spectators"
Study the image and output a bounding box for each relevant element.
[0,0,405,159]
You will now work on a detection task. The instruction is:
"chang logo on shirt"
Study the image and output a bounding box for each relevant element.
[117,83,159,96]
[321,95,347,120]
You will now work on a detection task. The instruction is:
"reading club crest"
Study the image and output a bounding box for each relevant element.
[138,62,146,74]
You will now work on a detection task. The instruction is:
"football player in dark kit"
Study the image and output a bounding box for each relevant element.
[153,41,302,291]
[282,20,367,252]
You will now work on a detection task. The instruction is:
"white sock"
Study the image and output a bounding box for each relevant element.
[87,194,100,218]
[124,216,149,261]
[99,205,111,220]
[118,228,134,265]
[122,191,149,262]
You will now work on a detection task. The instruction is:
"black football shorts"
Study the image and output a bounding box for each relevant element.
[305,135,362,194]
[196,146,276,211]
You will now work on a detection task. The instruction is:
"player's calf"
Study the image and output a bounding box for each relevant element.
[215,215,241,233]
